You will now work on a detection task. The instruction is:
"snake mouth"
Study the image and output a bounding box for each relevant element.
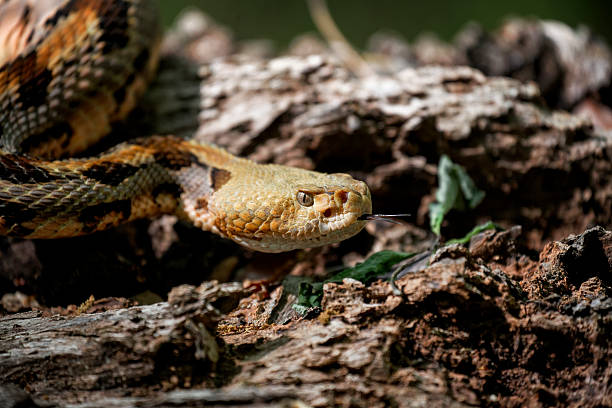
[318,212,360,234]
[317,189,371,235]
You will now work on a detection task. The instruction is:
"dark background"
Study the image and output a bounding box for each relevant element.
[159,1,612,49]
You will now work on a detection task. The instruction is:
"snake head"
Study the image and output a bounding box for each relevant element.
[201,160,372,252]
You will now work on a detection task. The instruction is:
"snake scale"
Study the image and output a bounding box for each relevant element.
[0,0,372,252]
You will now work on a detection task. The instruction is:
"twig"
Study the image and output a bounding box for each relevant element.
[306,0,375,77]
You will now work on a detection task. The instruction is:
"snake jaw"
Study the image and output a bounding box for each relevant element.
[315,188,369,235]
[319,212,358,234]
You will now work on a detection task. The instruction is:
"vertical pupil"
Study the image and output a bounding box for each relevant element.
[298,192,312,206]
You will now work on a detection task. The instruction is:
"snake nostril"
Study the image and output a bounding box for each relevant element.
[323,209,332,217]
[338,191,348,203]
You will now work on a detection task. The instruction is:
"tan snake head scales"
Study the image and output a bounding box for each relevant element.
[0,0,373,252]
[197,159,372,253]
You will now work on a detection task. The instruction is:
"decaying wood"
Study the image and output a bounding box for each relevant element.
[1,9,612,408]
[1,227,611,407]
[368,19,612,111]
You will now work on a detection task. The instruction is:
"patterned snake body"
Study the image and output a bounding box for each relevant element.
[0,0,372,252]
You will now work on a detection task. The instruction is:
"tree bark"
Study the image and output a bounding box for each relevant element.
[1,227,611,407]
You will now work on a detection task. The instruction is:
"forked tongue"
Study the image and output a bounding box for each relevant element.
[358,214,411,226]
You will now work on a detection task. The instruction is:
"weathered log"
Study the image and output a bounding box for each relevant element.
[1,10,612,408]
[1,227,610,407]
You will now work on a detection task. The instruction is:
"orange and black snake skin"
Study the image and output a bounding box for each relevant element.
[0,0,372,252]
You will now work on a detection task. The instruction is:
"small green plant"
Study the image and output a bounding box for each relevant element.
[429,155,485,236]
[293,250,414,313]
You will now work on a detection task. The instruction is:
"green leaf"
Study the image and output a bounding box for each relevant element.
[445,221,500,245]
[429,155,485,235]
[293,250,414,313]
[295,281,324,310]
[324,250,414,284]
[455,164,486,209]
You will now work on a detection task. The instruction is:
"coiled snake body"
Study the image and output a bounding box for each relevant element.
[0,0,371,252]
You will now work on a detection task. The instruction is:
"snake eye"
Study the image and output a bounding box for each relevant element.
[296,191,314,207]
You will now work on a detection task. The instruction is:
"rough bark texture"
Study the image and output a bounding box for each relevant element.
[1,9,612,408]
[1,226,611,407]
